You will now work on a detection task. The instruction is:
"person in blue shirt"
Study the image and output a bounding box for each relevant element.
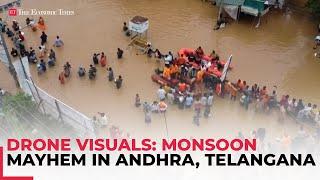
[185,94,193,108]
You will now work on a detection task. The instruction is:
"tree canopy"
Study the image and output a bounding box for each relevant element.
[306,0,320,17]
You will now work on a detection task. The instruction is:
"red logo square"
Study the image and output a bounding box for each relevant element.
[8,8,17,16]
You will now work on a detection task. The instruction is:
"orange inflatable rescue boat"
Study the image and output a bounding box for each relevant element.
[178,48,195,58]
[151,74,179,87]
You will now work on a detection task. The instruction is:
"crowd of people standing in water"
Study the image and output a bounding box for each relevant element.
[1,17,319,135]
[224,79,319,125]
[0,17,124,90]
[121,19,320,128]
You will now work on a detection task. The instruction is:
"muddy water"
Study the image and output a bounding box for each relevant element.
[0,63,17,93]
[1,0,319,139]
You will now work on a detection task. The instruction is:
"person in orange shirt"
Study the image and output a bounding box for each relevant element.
[236,79,242,88]
[159,101,168,113]
[176,57,186,65]
[162,66,171,79]
[236,79,245,92]
[225,81,237,101]
[178,82,187,93]
[37,16,46,30]
[170,64,179,78]
[100,52,107,67]
[196,69,204,83]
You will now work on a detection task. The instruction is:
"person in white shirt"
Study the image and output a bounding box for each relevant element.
[207,93,214,107]
[297,103,312,120]
[200,93,208,107]
[151,101,159,113]
[157,86,166,101]
[97,112,109,127]
[38,43,46,58]
[164,55,172,65]
[54,36,64,47]
[167,90,175,105]
[184,94,193,108]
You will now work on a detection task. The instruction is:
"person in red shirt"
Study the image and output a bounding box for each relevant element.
[176,57,186,65]
[58,71,65,84]
[100,52,107,67]
[178,82,187,93]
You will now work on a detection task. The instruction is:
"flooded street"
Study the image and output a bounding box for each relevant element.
[1,0,319,139]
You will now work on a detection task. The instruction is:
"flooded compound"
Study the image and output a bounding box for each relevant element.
[1,0,319,139]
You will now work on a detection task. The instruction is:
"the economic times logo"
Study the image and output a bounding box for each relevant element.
[8,8,75,16]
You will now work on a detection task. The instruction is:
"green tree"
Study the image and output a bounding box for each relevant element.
[2,92,38,115]
[306,0,320,17]
[1,92,76,137]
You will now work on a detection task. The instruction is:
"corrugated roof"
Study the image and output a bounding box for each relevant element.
[216,0,245,6]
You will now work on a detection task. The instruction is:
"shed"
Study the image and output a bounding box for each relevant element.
[129,16,149,34]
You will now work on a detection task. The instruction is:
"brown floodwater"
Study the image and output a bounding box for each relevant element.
[1,0,319,139]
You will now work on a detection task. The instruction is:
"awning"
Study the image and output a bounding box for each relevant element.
[216,0,245,6]
[224,5,239,20]
[241,5,259,16]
